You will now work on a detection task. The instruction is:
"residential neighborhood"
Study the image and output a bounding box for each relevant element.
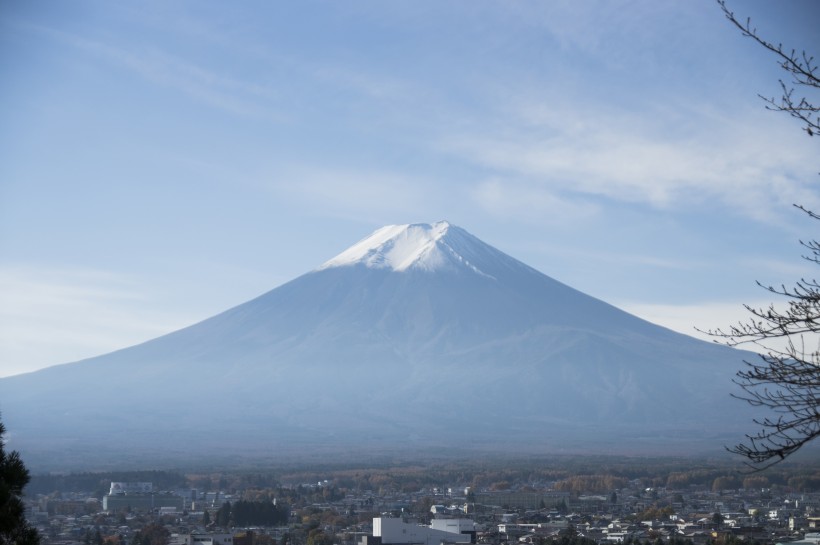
[23,465,820,545]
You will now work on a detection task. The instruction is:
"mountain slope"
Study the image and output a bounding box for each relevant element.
[0,221,754,469]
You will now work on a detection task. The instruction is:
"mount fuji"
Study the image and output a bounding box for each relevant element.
[0,221,753,469]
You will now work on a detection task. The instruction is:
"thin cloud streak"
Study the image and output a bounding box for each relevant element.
[439,103,819,222]
[19,22,287,121]
[470,178,600,224]
[618,300,751,343]
[620,299,820,356]
[0,267,198,378]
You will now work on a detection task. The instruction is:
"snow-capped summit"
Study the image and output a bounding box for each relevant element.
[319,220,498,276]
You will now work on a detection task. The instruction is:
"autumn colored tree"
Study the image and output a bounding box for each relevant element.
[307,529,333,545]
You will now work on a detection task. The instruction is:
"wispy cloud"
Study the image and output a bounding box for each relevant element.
[0,266,197,378]
[619,298,820,356]
[310,63,425,104]
[439,100,819,223]
[20,22,286,121]
[470,178,599,224]
[617,300,751,343]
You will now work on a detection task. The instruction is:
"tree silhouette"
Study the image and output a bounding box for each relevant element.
[711,1,820,469]
[0,417,40,545]
[215,501,232,527]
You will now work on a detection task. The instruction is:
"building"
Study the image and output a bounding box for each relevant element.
[103,493,184,512]
[473,491,569,510]
[109,482,153,495]
[170,533,234,545]
[778,533,820,545]
[361,517,475,545]
[102,482,184,512]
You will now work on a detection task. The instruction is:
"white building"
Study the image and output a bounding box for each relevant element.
[109,482,153,495]
[429,519,474,536]
[170,533,234,545]
[363,517,475,545]
[778,533,820,545]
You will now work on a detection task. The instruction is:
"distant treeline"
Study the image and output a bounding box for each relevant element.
[29,470,187,496]
[553,475,629,494]
[27,457,820,497]
[664,470,820,492]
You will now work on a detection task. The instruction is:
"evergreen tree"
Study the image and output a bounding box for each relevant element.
[0,417,40,545]
[215,502,232,527]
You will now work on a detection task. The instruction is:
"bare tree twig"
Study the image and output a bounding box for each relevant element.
[711,1,820,469]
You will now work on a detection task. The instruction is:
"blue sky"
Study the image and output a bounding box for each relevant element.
[2,0,819,377]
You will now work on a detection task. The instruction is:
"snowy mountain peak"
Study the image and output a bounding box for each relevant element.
[318,221,491,274]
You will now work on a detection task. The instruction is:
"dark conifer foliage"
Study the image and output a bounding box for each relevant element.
[212,500,289,528]
[0,417,40,545]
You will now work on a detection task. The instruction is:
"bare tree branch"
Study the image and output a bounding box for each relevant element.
[718,0,819,137]
[711,1,820,469]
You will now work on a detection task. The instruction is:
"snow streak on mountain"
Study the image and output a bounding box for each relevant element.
[0,222,754,470]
